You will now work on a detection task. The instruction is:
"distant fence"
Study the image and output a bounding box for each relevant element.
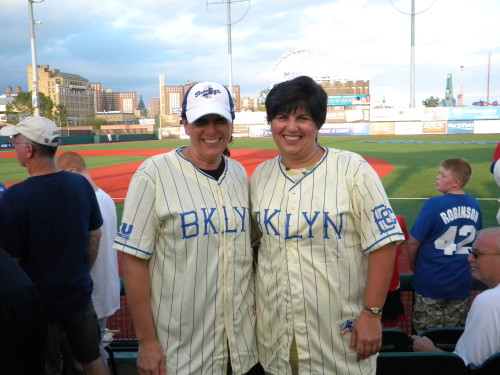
[159,119,500,140]
[57,124,155,137]
[61,134,156,145]
[0,124,157,148]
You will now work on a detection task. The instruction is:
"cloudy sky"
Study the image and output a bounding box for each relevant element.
[1,0,499,108]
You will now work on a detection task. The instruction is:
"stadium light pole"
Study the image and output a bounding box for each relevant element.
[226,0,233,95]
[28,0,45,117]
[159,74,165,140]
[206,0,250,97]
[390,0,436,108]
[487,52,491,105]
[410,0,415,108]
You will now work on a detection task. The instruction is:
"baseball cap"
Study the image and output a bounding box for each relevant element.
[181,82,235,124]
[0,116,60,147]
[0,183,6,196]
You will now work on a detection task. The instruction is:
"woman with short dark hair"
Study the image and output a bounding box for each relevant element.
[251,75,405,374]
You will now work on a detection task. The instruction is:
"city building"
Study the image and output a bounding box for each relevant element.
[241,96,259,112]
[90,83,138,114]
[0,86,21,123]
[443,74,456,107]
[150,97,160,117]
[90,83,110,113]
[270,50,370,112]
[119,92,137,114]
[319,79,370,108]
[136,95,147,118]
[159,79,241,120]
[28,64,94,123]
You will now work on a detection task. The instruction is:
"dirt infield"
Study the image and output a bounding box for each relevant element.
[75,149,392,199]
[85,149,284,199]
[2,148,392,199]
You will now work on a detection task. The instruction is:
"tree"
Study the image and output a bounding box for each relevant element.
[53,104,69,125]
[6,91,58,123]
[81,115,108,128]
[422,96,441,107]
[257,88,271,111]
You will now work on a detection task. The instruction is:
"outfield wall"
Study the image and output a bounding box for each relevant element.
[159,119,500,139]
[159,107,500,139]
[0,130,157,148]
[1,107,499,148]
[60,134,156,145]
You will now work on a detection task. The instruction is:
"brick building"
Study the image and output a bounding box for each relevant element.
[29,64,94,123]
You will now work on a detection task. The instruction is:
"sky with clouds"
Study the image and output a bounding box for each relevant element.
[1,0,499,108]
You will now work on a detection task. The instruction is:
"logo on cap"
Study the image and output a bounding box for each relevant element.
[195,85,222,99]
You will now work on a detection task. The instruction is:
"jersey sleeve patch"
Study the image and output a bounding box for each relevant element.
[372,204,398,234]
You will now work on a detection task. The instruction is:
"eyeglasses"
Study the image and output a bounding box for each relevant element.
[469,248,500,259]
[8,139,28,147]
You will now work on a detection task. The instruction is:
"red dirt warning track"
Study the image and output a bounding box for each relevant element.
[2,148,392,199]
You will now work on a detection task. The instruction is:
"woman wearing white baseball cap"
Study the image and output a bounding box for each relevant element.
[114,82,261,375]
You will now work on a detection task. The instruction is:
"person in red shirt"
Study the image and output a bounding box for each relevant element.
[382,215,409,329]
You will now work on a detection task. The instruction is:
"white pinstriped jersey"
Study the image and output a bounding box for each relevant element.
[113,147,257,375]
[250,147,405,375]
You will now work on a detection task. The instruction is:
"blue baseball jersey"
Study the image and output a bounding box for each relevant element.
[411,193,482,299]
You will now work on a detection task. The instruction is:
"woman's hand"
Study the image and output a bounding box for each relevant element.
[137,340,167,375]
[350,311,382,361]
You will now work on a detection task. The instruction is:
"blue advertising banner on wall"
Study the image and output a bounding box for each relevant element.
[352,123,370,135]
[319,126,353,136]
[448,107,500,120]
[447,121,474,134]
[317,123,370,136]
[328,94,370,106]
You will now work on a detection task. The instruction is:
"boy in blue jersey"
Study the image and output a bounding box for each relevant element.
[407,158,482,334]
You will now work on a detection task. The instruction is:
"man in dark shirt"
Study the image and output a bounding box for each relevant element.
[0,117,109,375]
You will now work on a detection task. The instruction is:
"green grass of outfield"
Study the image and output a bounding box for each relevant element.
[1,133,499,229]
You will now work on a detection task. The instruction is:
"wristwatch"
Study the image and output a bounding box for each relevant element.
[363,306,383,315]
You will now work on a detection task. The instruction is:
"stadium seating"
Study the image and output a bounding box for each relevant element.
[470,352,500,374]
[381,329,412,352]
[376,351,468,375]
[105,339,138,375]
[422,327,464,352]
[106,276,491,374]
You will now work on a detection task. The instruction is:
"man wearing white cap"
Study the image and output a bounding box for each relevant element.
[0,117,109,375]
[114,82,260,375]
